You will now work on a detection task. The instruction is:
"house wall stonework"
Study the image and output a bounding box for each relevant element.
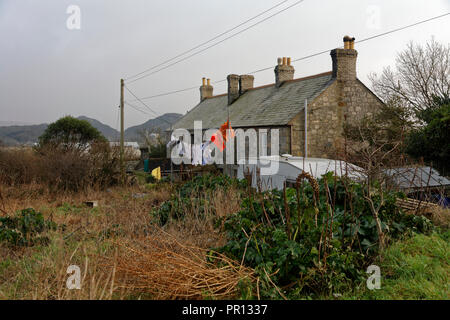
[288,79,384,158]
[224,126,291,163]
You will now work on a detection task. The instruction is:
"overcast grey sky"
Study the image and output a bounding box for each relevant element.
[0,0,449,129]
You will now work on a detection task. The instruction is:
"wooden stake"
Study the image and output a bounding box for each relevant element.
[120,79,125,184]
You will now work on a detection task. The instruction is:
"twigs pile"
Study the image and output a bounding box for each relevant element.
[111,231,256,299]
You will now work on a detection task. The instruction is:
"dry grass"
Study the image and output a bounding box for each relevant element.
[0,238,125,300]
[428,206,450,228]
[396,198,450,229]
[164,187,242,248]
[0,178,247,300]
[0,182,171,299]
[111,230,255,300]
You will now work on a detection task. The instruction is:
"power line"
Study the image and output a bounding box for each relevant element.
[237,12,450,74]
[124,84,161,117]
[125,101,152,116]
[355,12,450,44]
[127,12,449,102]
[129,85,200,100]
[126,0,306,84]
[124,85,174,126]
[124,0,289,82]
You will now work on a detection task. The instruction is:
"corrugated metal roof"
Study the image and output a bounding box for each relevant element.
[383,166,450,189]
[172,72,334,130]
[252,155,365,180]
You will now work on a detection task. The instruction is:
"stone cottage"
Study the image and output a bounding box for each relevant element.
[171,36,384,161]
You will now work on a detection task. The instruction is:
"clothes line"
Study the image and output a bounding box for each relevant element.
[166,135,214,166]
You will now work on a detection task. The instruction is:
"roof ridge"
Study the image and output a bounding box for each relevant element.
[204,71,333,99]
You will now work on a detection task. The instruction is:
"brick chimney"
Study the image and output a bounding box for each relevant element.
[227,74,240,105]
[239,75,254,94]
[199,77,213,101]
[274,57,294,87]
[331,36,357,82]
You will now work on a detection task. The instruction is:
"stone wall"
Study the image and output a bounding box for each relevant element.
[289,79,384,158]
[223,126,290,163]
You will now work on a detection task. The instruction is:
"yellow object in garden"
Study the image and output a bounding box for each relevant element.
[151,166,161,180]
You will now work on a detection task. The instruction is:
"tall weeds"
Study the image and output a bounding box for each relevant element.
[0,143,122,192]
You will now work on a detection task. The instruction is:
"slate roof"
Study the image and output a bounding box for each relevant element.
[172,71,334,130]
[383,166,450,189]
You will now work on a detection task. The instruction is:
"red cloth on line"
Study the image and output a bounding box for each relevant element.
[211,120,235,151]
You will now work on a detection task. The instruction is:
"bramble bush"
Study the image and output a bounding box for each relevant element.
[0,208,57,247]
[214,172,433,298]
[150,174,246,225]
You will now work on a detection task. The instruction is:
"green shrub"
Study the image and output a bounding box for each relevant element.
[150,173,246,225]
[146,174,157,183]
[215,173,434,298]
[0,208,57,247]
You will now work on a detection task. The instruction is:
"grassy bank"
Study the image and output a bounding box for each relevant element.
[345,232,449,300]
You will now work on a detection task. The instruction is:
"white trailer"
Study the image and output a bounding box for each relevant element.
[236,155,364,191]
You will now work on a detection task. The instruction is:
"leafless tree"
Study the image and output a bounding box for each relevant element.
[369,37,450,116]
[342,104,410,174]
[343,120,408,252]
[139,127,167,158]
[139,128,161,150]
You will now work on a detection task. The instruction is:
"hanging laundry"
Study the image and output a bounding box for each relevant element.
[202,141,214,165]
[191,143,202,166]
[180,141,192,159]
[166,134,178,149]
[167,134,184,158]
[211,120,235,151]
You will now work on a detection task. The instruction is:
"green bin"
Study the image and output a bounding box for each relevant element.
[144,159,149,172]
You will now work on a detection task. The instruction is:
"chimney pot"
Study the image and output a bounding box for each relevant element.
[274,57,294,87]
[343,35,351,49]
[200,77,213,101]
[349,37,355,49]
[287,57,291,66]
[207,78,210,86]
[277,57,282,65]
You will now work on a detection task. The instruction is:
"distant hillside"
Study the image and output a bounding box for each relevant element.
[0,124,48,146]
[0,113,182,146]
[77,116,119,140]
[0,116,118,146]
[124,113,182,141]
[0,121,38,126]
